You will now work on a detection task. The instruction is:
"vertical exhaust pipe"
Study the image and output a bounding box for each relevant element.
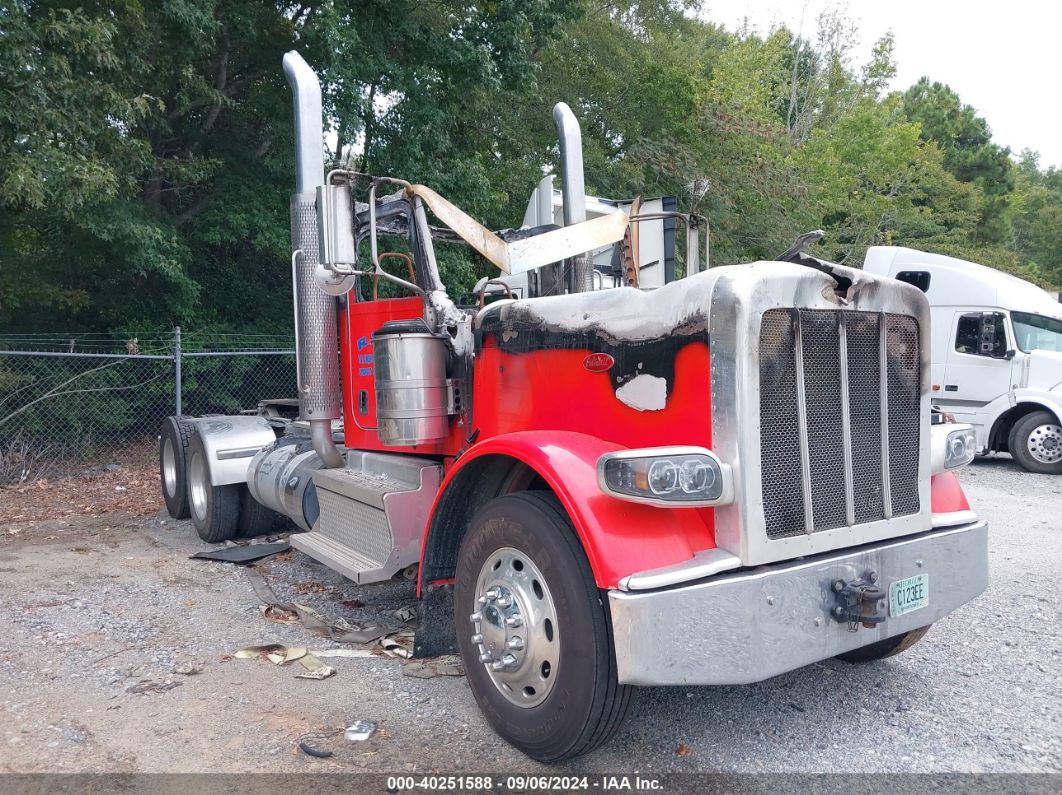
[283,51,343,468]
[553,102,593,293]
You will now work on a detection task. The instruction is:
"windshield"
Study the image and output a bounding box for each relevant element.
[1012,311,1062,353]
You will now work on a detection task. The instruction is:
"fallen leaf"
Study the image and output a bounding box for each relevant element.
[676,743,691,757]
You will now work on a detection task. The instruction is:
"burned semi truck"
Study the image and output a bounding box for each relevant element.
[157,52,988,761]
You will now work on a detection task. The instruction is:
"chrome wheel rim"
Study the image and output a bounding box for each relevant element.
[470,546,559,708]
[188,450,209,522]
[1027,423,1062,464]
[162,437,178,497]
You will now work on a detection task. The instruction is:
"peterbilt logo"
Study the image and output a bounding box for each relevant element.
[583,353,614,373]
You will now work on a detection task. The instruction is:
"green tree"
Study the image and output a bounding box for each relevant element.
[902,77,1015,244]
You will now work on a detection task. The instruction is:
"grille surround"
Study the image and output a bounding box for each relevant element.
[705,260,931,567]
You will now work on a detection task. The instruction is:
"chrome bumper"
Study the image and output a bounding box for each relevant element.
[608,520,988,686]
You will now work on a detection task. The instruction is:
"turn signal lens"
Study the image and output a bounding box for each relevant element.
[598,448,732,507]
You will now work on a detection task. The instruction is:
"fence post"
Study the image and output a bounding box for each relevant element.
[174,326,182,416]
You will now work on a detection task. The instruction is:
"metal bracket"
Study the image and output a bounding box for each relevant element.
[446,379,465,415]
[830,571,888,631]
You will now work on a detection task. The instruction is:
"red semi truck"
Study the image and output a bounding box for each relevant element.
[158,52,988,761]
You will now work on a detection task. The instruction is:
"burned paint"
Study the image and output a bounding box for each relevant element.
[475,315,710,397]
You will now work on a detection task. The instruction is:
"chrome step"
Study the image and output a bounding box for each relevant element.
[290,452,441,585]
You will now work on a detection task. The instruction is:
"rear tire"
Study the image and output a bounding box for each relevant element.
[835,625,930,662]
[186,429,240,544]
[454,491,632,762]
[237,486,280,538]
[1008,410,1062,474]
[159,416,193,519]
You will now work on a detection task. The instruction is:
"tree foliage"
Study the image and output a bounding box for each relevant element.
[0,0,1058,339]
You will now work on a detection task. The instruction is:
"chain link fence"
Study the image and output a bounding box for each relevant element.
[0,330,296,483]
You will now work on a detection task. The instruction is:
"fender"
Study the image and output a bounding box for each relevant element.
[929,471,976,528]
[190,415,275,486]
[421,430,716,590]
[1009,389,1062,424]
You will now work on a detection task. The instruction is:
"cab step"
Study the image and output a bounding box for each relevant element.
[289,451,441,585]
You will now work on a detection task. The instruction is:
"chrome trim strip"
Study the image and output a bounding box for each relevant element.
[619,547,743,592]
[931,509,978,528]
[879,312,893,519]
[216,446,264,461]
[838,313,856,527]
[792,311,815,533]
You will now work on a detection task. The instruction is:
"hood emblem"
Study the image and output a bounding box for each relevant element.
[583,353,615,373]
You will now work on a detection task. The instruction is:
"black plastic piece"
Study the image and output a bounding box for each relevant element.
[372,318,431,337]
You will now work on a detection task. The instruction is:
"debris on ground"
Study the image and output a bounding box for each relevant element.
[245,567,390,642]
[172,662,204,675]
[0,463,160,526]
[311,649,374,659]
[234,644,335,680]
[190,541,290,565]
[401,656,464,679]
[125,679,181,695]
[379,631,414,659]
[344,721,377,742]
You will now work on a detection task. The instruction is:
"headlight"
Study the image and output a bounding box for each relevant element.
[597,447,733,507]
[945,427,976,469]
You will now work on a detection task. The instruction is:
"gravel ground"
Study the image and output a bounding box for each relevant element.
[0,455,1058,775]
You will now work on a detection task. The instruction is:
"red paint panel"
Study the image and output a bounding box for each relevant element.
[339,296,463,455]
[930,471,971,514]
[423,431,717,590]
[472,341,712,450]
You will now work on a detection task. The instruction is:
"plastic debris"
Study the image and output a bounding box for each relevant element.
[401,656,464,679]
[235,644,307,665]
[298,741,333,758]
[379,631,414,659]
[344,720,377,742]
[295,654,336,680]
[190,541,290,564]
[311,649,375,659]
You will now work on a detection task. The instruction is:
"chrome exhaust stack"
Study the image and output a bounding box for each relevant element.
[283,51,342,468]
[553,102,593,293]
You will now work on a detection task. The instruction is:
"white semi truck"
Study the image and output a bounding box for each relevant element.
[864,246,1062,474]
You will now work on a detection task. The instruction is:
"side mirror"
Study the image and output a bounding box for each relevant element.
[1004,349,1017,360]
[979,312,1007,358]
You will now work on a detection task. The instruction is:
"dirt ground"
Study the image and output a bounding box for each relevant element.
[0,457,1059,776]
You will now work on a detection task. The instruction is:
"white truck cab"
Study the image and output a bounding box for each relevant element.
[865,246,1062,473]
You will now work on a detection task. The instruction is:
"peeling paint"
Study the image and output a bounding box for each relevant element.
[616,374,667,411]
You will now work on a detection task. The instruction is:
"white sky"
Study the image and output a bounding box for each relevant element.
[703,0,1060,168]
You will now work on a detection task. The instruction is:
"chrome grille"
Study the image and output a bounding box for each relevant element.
[759,308,921,540]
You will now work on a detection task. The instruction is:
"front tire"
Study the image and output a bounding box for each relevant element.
[454,492,631,762]
[186,429,240,544]
[1009,410,1062,474]
[835,625,930,662]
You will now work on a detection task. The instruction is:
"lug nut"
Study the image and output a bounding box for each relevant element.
[471,633,483,644]
[506,636,525,651]
[504,615,523,628]
[479,652,494,663]
[484,587,501,601]
[489,653,518,671]
[469,612,482,623]
[495,594,514,608]
[477,596,488,605]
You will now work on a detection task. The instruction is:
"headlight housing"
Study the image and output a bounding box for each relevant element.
[945,426,977,469]
[931,423,976,473]
[597,447,734,507]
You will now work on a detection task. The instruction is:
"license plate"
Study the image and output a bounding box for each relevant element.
[889,573,929,617]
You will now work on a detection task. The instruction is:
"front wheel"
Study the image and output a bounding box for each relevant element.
[454,492,632,762]
[835,625,930,663]
[1009,410,1062,474]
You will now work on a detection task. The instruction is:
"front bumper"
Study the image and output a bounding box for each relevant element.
[608,520,988,686]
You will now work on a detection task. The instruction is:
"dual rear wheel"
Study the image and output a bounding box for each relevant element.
[159,417,280,543]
